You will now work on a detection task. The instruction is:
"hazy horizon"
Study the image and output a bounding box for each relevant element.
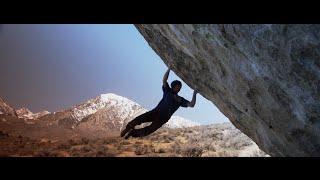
[0,24,229,125]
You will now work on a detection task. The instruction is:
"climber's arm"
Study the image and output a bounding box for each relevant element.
[163,68,170,86]
[187,90,198,108]
[162,68,171,92]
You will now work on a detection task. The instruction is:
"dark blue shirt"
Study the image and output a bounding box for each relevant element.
[153,82,190,120]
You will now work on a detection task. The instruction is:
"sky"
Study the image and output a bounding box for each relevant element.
[0,24,229,125]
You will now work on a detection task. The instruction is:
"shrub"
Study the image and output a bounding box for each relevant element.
[81,137,89,145]
[181,145,203,157]
[163,138,171,143]
[172,143,182,154]
[158,148,166,153]
[135,141,142,144]
[58,143,72,150]
[96,151,115,157]
[81,146,92,153]
[120,141,131,146]
[68,139,78,146]
[103,138,117,144]
[35,150,51,157]
[134,146,147,155]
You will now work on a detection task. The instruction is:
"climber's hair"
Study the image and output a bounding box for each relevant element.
[171,80,182,88]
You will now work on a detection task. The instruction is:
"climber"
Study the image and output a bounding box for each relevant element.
[120,67,198,139]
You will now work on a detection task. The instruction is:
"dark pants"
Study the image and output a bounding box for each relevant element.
[125,109,168,137]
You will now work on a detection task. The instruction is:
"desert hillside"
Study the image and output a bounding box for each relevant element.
[0,114,268,157]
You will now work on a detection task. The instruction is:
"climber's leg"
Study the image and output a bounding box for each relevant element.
[121,109,157,137]
[125,118,168,138]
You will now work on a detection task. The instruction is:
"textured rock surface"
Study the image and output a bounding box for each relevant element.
[135,24,320,156]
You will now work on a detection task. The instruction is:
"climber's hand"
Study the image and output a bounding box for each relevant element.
[193,85,198,94]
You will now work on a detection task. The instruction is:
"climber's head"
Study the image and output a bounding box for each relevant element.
[171,80,182,93]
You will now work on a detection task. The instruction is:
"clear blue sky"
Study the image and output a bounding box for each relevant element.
[0,24,229,125]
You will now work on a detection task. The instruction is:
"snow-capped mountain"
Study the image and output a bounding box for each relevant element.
[62,93,198,130]
[0,97,17,117]
[165,116,200,129]
[63,93,146,122]
[33,110,50,119]
[16,108,34,119]
[1,93,198,130]
[0,97,50,120]
[16,108,50,120]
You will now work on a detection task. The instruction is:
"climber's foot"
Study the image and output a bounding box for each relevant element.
[121,126,133,138]
[124,129,134,139]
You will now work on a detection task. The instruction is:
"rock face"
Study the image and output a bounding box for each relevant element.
[135,24,320,156]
